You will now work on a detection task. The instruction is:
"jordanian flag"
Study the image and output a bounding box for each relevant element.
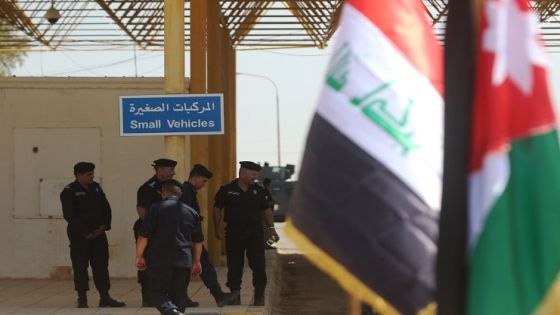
[467,0,560,314]
[285,0,443,313]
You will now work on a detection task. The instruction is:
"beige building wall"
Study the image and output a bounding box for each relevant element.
[0,77,190,278]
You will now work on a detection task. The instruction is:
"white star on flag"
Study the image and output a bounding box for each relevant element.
[482,0,548,95]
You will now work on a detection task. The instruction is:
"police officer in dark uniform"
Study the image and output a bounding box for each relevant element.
[60,162,125,308]
[136,180,204,315]
[213,161,280,306]
[136,158,181,306]
[180,164,239,307]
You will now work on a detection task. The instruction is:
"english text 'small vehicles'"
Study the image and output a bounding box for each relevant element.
[257,162,296,222]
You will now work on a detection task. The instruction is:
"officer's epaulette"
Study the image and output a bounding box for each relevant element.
[64,184,72,189]
[148,181,156,188]
[255,182,265,189]
[253,183,266,192]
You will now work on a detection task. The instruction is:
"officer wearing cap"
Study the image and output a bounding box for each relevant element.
[213,161,280,306]
[180,164,239,307]
[136,179,204,315]
[60,162,125,308]
[135,158,184,307]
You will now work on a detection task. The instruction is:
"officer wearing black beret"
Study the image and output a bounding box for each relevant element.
[213,161,280,306]
[180,164,239,306]
[136,179,204,315]
[60,162,125,308]
[239,161,261,171]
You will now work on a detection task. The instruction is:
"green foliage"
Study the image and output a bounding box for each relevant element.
[0,20,27,76]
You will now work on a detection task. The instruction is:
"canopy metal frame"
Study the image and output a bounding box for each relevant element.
[0,0,343,50]
[1,0,560,51]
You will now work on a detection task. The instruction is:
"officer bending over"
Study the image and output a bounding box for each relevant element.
[136,158,192,307]
[60,162,125,308]
[136,180,203,315]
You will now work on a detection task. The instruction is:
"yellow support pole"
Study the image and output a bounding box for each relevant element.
[225,35,237,181]
[348,294,361,315]
[164,0,186,181]
[207,0,241,263]
[189,0,210,247]
[207,0,224,264]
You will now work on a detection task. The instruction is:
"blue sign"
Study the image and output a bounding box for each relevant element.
[119,94,224,136]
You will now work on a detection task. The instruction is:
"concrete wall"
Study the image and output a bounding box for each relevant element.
[0,77,189,278]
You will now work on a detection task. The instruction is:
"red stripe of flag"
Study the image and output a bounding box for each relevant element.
[469,0,557,172]
[347,0,443,94]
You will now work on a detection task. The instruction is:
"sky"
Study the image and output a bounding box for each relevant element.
[12,47,333,178]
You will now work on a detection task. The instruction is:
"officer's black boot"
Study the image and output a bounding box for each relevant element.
[185,295,200,307]
[77,290,88,308]
[99,291,126,307]
[253,288,265,306]
[210,285,240,307]
[226,290,241,305]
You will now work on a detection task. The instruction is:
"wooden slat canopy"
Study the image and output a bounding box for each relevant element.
[425,0,560,48]
[0,0,343,50]
[1,0,560,51]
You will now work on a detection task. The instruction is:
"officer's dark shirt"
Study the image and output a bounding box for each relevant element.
[137,176,163,211]
[60,181,112,236]
[139,196,204,268]
[213,179,269,228]
[180,181,200,213]
[263,188,275,209]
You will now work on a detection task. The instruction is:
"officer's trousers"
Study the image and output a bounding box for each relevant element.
[148,266,191,313]
[133,219,150,300]
[68,232,110,292]
[225,227,267,292]
[199,245,219,291]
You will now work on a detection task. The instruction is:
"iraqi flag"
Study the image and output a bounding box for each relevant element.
[466,0,560,314]
[285,0,443,313]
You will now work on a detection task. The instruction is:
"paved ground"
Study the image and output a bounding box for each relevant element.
[271,254,347,315]
[268,223,347,314]
[0,223,356,315]
[0,263,269,315]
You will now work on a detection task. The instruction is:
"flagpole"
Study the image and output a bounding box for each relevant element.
[347,294,361,315]
[436,0,476,313]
